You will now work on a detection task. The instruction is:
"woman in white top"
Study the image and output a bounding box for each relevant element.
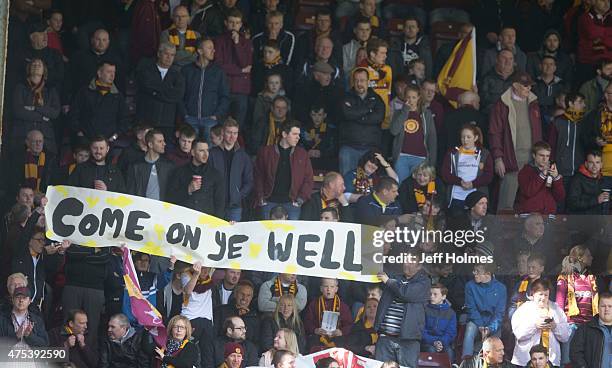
[259,328,300,367]
[511,279,571,367]
[440,124,493,216]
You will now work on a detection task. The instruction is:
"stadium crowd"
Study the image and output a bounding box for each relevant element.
[0,0,611,367]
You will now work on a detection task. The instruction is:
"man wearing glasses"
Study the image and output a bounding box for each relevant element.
[203,316,258,368]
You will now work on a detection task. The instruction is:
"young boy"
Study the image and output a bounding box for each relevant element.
[407,58,426,86]
[210,124,224,147]
[55,144,90,184]
[167,124,196,166]
[421,283,457,361]
[304,278,352,352]
[302,104,337,170]
[508,253,547,318]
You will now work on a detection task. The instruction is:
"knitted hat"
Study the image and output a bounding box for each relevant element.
[465,191,487,209]
[224,342,243,358]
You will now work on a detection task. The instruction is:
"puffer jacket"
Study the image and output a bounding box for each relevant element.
[422,300,457,348]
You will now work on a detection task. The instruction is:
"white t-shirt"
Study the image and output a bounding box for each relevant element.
[180,274,213,321]
[221,285,233,305]
[157,65,169,80]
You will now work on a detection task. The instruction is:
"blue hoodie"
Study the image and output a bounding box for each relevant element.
[422,300,457,347]
[465,278,507,333]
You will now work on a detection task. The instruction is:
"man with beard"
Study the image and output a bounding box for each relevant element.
[203,316,259,368]
[167,138,225,218]
[526,30,573,83]
[580,60,612,113]
[68,136,126,193]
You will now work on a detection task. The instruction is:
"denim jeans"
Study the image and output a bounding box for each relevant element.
[260,201,301,220]
[226,207,242,222]
[560,322,578,365]
[421,343,455,363]
[395,153,426,184]
[339,145,371,176]
[375,335,421,368]
[185,115,218,143]
[462,321,502,358]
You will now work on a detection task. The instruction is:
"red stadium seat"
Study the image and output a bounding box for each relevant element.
[418,352,452,368]
[386,18,405,37]
[430,21,466,55]
[294,6,318,31]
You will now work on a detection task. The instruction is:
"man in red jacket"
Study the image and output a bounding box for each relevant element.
[214,8,253,130]
[515,141,565,215]
[254,120,313,220]
[489,72,542,212]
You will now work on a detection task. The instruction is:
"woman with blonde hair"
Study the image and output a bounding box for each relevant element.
[260,294,306,353]
[259,328,300,366]
[148,315,199,368]
[555,245,599,365]
[12,58,60,153]
[398,162,446,213]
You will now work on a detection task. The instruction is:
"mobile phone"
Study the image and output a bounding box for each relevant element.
[544,317,553,323]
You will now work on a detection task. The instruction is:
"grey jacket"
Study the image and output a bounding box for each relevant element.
[390,106,437,165]
[374,270,430,340]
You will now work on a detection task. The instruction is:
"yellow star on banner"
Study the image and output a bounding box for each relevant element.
[184,254,194,263]
[141,241,165,256]
[198,215,228,228]
[162,202,173,210]
[261,221,295,232]
[339,271,357,281]
[83,240,97,247]
[248,243,262,258]
[85,197,100,208]
[55,185,68,197]
[46,230,54,239]
[284,264,297,274]
[153,224,165,242]
[105,196,133,208]
[229,261,241,270]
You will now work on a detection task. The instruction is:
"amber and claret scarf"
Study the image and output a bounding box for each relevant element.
[272,276,298,297]
[28,78,45,106]
[168,25,197,53]
[307,122,327,149]
[24,150,46,192]
[95,80,113,96]
[317,295,340,347]
[266,114,283,146]
[563,107,585,123]
[414,181,436,207]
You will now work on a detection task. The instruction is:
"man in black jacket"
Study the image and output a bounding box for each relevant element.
[167,138,225,218]
[567,151,609,215]
[339,67,385,176]
[48,309,98,368]
[68,136,126,193]
[442,91,487,150]
[252,11,296,67]
[99,313,149,368]
[203,316,259,368]
[213,280,260,347]
[126,129,175,202]
[208,119,253,221]
[0,287,49,347]
[117,123,152,178]
[570,292,612,368]
[69,61,130,142]
[135,43,185,139]
[300,172,352,222]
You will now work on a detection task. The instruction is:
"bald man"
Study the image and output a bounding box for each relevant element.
[7,130,57,197]
[160,6,201,66]
[69,28,125,96]
[460,337,513,368]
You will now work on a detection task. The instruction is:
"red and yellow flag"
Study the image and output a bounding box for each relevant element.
[437,28,476,108]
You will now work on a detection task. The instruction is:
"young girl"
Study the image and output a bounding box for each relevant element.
[390,84,437,183]
[440,124,494,214]
[252,73,286,130]
[556,245,599,365]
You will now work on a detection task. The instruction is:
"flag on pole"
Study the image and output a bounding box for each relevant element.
[437,28,477,108]
[122,247,167,346]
